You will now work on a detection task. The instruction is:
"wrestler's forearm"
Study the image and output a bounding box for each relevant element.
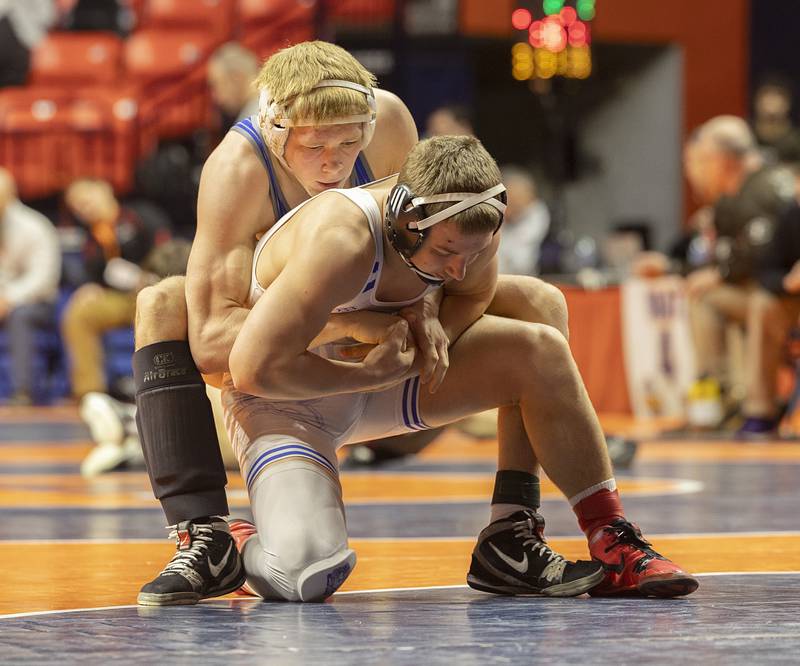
[438,293,492,345]
[192,307,362,375]
[229,350,386,401]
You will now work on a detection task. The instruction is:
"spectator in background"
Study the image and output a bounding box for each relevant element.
[60,178,162,399]
[60,0,129,34]
[752,77,796,161]
[497,166,550,276]
[0,0,56,87]
[207,42,261,126]
[0,167,61,405]
[683,116,795,433]
[79,237,192,477]
[425,104,475,137]
[746,153,800,435]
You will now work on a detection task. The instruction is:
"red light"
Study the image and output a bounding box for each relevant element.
[511,8,532,30]
[529,20,544,48]
[569,20,586,46]
[560,6,577,26]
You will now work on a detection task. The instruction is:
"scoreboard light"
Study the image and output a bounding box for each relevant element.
[511,8,533,30]
[511,1,593,80]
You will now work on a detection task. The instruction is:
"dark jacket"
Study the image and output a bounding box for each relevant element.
[760,202,800,295]
[712,165,795,284]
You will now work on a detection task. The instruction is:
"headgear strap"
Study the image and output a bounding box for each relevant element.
[406,184,507,231]
[258,80,377,168]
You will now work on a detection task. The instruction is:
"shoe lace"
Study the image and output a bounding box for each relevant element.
[603,520,660,558]
[159,523,214,575]
[513,514,567,582]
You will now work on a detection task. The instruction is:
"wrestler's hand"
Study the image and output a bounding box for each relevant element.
[399,299,449,393]
[361,319,416,389]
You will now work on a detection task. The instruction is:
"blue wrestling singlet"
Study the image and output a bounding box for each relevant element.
[231,115,376,218]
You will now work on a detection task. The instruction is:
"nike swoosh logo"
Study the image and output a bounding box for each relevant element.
[208,542,233,578]
[489,543,528,573]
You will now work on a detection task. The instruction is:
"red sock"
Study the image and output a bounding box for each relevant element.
[573,488,625,538]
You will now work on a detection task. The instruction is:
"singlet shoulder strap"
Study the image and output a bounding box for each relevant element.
[230,115,291,218]
[351,152,375,186]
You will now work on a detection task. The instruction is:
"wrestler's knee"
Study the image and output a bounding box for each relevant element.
[268,535,356,602]
[62,283,104,333]
[522,276,569,339]
[135,275,187,347]
[495,275,569,339]
[512,321,574,387]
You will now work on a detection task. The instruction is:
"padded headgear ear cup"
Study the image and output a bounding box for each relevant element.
[385,183,425,258]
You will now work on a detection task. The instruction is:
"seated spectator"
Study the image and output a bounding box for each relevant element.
[59,178,168,400]
[425,104,475,137]
[79,237,192,476]
[746,157,800,435]
[497,166,550,276]
[751,76,796,162]
[0,167,61,405]
[207,42,261,126]
[682,116,795,433]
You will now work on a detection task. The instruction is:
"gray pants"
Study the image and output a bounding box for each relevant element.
[3,302,55,397]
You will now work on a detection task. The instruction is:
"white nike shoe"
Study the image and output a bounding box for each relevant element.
[80,434,144,477]
[80,392,136,446]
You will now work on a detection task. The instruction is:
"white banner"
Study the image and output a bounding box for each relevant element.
[621,276,696,419]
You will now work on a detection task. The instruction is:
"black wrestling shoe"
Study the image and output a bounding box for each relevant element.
[137,517,245,606]
[467,510,603,597]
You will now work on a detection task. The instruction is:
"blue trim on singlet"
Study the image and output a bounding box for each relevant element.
[231,115,375,219]
[401,377,429,431]
[353,152,374,185]
[232,117,291,218]
[246,443,338,491]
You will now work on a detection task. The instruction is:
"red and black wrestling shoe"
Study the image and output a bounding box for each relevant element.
[588,519,699,598]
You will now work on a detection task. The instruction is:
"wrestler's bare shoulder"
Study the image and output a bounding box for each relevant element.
[365,89,418,177]
[292,189,375,254]
[201,131,270,196]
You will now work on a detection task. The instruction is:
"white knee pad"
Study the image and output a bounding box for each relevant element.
[240,439,355,602]
[295,548,357,602]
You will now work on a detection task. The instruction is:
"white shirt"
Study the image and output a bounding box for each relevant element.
[497,200,550,276]
[0,199,61,306]
[0,0,56,49]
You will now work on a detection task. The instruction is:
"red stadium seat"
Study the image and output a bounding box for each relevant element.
[0,88,72,198]
[124,29,216,138]
[237,0,306,27]
[238,0,314,59]
[142,0,235,45]
[66,86,154,193]
[29,32,123,87]
[124,28,214,84]
[0,86,149,198]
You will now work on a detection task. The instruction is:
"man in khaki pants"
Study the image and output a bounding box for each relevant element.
[60,178,160,398]
[679,116,795,434]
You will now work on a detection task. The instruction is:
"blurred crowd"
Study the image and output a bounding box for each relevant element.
[630,79,800,438]
[3,3,800,452]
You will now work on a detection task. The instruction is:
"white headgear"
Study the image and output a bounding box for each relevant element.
[257,79,377,167]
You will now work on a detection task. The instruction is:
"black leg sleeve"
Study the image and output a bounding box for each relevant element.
[133,341,229,524]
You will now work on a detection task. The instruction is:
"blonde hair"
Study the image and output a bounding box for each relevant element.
[254,41,376,124]
[399,136,503,234]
